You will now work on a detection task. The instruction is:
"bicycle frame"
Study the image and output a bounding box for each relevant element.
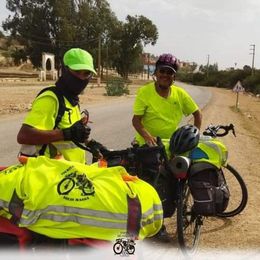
[83,123,246,255]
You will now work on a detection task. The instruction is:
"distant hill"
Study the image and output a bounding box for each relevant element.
[0,35,24,67]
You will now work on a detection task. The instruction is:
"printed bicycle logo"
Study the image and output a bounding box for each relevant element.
[113,237,136,256]
[57,172,95,196]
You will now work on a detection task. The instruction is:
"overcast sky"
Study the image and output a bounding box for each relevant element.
[0,0,259,70]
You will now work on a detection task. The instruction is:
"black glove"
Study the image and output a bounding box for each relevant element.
[62,120,91,143]
[86,139,108,158]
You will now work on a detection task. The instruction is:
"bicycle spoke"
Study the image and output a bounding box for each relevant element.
[177,182,202,256]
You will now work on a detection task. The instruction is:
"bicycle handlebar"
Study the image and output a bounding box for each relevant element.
[203,124,236,137]
[73,119,235,165]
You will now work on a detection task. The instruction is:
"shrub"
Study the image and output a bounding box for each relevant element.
[105,77,129,96]
[242,72,260,94]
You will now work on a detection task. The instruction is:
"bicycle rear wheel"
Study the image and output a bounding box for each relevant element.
[177,181,203,255]
[217,164,248,217]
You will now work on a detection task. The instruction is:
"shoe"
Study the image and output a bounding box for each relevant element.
[151,225,171,243]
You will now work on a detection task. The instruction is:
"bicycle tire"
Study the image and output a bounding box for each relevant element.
[57,178,75,195]
[127,245,135,254]
[217,164,248,217]
[113,242,123,254]
[176,181,202,255]
[81,180,95,196]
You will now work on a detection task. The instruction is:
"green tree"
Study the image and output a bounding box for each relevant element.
[3,0,74,67]
[199,63,218,73]
[2,0,118,69]
[242,71,260,94]
[243,65,251,73]
[111,15,158,79]
[75,0,120,76]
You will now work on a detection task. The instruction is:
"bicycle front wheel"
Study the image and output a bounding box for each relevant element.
[177,181,202,255]
[217,164,248,217]
[57,178,75,195]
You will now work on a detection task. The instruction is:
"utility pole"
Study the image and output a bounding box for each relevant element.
[206,54,210,78]
[250,44,255,75]
[106,44,109,87]
[147,53,150,80]
[97,34,101,87]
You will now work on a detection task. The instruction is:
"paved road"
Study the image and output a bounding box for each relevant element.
[0,82,211,166]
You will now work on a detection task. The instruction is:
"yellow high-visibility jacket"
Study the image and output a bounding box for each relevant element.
[0,156,163,241]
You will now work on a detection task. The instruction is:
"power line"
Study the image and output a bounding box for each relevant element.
[15,32,99,45]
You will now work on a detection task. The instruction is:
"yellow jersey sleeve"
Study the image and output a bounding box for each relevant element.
[133,86,148,116]
[178,87,199,116]
[24,94,58,130]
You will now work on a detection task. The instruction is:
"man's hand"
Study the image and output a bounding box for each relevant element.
[132,115,157,146]
[143,133,157,147]
[62,120,91,143]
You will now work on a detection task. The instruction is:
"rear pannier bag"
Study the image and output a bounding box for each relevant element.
[188,162,230,216]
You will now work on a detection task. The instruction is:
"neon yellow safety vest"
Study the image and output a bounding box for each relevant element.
[0,157,163,240]
[21,87,86,163]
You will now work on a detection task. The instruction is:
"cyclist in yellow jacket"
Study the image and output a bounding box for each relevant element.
[17,48,96,163]
[132,53,202,242]
[132,53,202,147]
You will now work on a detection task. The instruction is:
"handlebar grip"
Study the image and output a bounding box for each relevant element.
[215,126,228,137]
[203,124,236,137]
[202,131,212,136]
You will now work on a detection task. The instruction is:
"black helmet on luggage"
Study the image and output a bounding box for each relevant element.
[169,125,200,155]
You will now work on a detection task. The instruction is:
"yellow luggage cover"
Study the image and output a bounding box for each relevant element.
[0,156,163,240]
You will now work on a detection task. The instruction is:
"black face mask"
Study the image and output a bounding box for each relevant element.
[56,69,89,106]
[62,69,89,96]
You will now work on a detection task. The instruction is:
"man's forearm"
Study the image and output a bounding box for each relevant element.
[193,110,202,130]
[17,125,64,145]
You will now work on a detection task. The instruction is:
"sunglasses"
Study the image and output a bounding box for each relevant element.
[70,69,93,79]
[76,70,93,77]
[158,68,175,75]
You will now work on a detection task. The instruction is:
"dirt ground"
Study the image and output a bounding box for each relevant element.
[0,78,130,115]
[198,87,260,250]
[0,77,259,252]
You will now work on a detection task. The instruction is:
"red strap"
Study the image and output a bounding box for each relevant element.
[68,238,111,248]
[127,195,141,238]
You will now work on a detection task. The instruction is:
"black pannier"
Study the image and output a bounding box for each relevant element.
[188,162,230,216]
[135,147,177,218]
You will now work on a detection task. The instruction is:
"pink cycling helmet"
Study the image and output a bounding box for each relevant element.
[155,53,179,73]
